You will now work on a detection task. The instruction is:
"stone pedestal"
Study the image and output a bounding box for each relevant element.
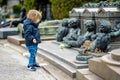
[88,49,120,80]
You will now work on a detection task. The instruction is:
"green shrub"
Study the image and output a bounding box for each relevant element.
[13,4,22,14]
[50,0,86,19]
[24,0,36,12]
[0,0,3,4]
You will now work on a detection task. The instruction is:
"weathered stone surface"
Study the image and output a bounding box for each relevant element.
[76,69,103,80]
[0,28,18,39]
[38,41,88,78]
[110,49,120,61]
[89,58,120,80]
[101,54,120,66]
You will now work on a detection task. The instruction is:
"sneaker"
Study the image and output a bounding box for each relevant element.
[33,64,41,68]
[27,65,36,71]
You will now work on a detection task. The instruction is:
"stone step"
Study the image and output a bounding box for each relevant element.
[7,35,55,45]
[0,28,18,39]
[37,49,76,78]
[43,64,73,80]
[38,41,88,78]
[38,41,88,69]
[76,69,103,80]
[21,44,76,78]
[88,58,120,80]
[8,36,25,45]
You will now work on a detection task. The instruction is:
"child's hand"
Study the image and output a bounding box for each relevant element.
[33,39,37,44]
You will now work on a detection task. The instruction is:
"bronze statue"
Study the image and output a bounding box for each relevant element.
[110,23,120,37]
[66,20,96,48]
[0,7,26,28]
[76,19,112,62]
[56,19,69,42]
[88,19,112,52]
[83,1,120,8]
[62,18,81,48]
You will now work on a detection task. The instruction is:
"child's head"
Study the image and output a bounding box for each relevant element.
[27,10,42,23]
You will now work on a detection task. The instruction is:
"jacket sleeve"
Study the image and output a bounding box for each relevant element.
[24,24,34,42]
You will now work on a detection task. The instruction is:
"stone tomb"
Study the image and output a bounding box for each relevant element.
[0,28,18,39]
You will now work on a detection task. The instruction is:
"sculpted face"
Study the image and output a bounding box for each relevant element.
[99,25,105,33]
[98,19,112,33]
[84,20,95,32]
[68,18,79,28]
[62,19,68,27]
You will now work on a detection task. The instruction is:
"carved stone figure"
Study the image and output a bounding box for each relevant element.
[56,19,69,42]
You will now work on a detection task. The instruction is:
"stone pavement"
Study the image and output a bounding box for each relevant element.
[0,41,56,80]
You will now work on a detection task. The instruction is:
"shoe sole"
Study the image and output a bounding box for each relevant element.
[27,68,36,71]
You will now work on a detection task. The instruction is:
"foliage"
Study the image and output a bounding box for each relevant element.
[13,5,22,14]
[50,0,100,19]
[0,0,2,4]
[24,0,36,12]
[50,0,85,19]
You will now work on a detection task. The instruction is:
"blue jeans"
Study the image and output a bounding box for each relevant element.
[27,44,38,66]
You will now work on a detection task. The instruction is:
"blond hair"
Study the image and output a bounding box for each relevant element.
[27,10,42,22]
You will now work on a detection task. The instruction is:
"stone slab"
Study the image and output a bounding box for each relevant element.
[76,69,103,80]
[0,28,18,39]
[8,36,25,45]
[88,58,120,80]
[38,41,88,69]
[7,35,55,45]
[38,41,88,78]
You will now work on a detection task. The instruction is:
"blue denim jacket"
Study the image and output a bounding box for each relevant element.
[23,19,41,46]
